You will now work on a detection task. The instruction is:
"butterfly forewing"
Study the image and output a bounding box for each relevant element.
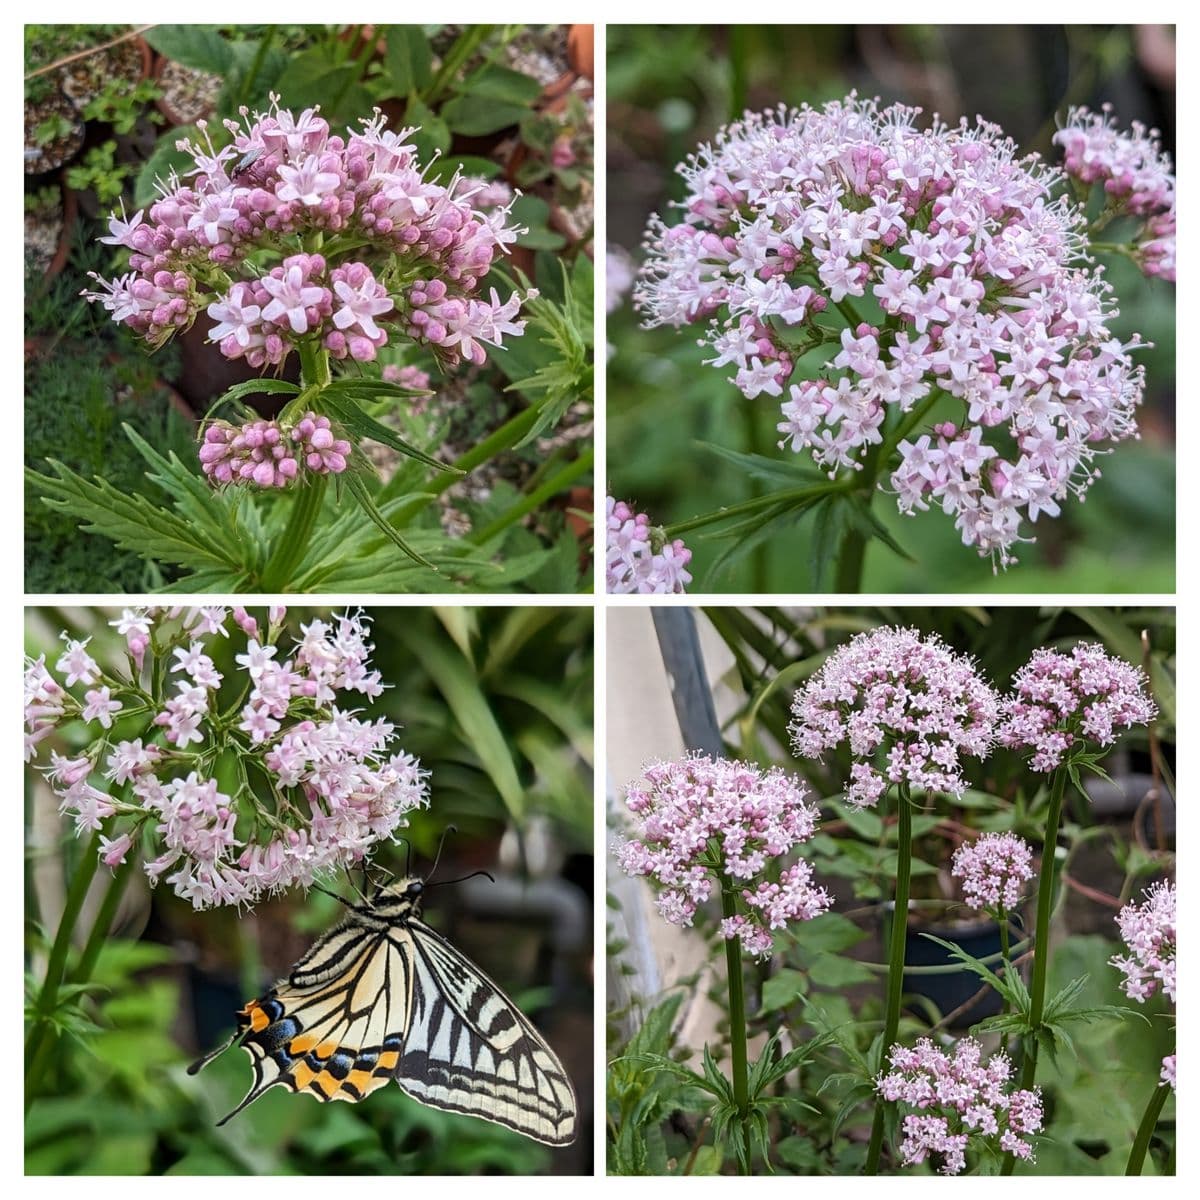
[396,919,577,1146]
[199,880,577,1146]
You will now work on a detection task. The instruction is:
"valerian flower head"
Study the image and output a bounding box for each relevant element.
[26,607,428,910]
[606,495,692,594]
[1111,880,1175,1004]
[81,98,534,486]
[876,1036,1044,1174]
[998,642,1157,772]
[637,94,1152,568]
[951,832,1034,913]
[614,754,831,957]
[1054,105,1176,281]
[789,626,999,808]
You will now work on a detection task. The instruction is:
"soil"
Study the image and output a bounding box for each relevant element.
[60,36,145,108]
[23,191,64,276]
[157,59,222,126]
[24,94,85,174]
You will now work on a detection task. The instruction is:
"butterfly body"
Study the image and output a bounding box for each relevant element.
[192,876,577,1146]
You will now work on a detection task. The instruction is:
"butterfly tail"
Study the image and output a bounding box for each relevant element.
[187,1028,240,1076]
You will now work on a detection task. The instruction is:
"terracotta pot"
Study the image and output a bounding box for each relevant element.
[46,178,77,281]
[566,25,594,81]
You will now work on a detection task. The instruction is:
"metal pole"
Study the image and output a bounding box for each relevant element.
[651,609,724,756]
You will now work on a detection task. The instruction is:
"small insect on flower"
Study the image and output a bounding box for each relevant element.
[189,851,577,1147]
[230,145,265,181]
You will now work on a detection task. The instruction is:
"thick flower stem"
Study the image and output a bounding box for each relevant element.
[1125,1079,1169,1175]
[1000,766,1068,1175]
[261,474,327,591]
[865,786,913,1174]
[260,342,331,590]
[719,885,753,1174]
[835,526,866,592]
[1019,767,1067,1089]
[24,833,102,1105]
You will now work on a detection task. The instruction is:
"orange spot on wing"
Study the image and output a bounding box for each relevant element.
[346,1069,373,1094]
[312,1071,338,1098]
[250,1007,270,1032]
[315,1041,339,1060]
[289,1033,318,1055]
[376,1050,399,1072]
[292,1062,316,1090]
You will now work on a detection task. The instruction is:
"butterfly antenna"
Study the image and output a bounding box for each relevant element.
[426,824,458,883]
[426,868,496,890]
[313,882,353,908]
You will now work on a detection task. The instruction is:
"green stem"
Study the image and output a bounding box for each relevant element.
[238,26,275,108]
[1019,767,1067,1089]
[260,343,331,590]
[1125,1079,1169,1175]
[834,525,866,592]
[865,785,913,1175]
[468,448,593,545]
[998,907,1013,1055]
[1001,766,1068,1175]
[261,474,327,591]
[24,834,102,1100]
[425,25,494,104]
[719,884,752,1175]
[69,853,136,987]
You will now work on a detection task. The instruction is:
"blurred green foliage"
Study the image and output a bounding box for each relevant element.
[607,25,1175,593]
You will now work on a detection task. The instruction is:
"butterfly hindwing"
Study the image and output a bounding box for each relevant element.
[393,919,577,1146]
[218,930,413,1123]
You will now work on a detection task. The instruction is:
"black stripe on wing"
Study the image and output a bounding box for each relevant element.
[390,919,577,1146]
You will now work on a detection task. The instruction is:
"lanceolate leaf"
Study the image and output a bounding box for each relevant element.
[321,394,461,474]
[343,473,438,570]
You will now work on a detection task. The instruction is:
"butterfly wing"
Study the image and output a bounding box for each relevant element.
[211,924,416,1124]
[392,918,577,1146]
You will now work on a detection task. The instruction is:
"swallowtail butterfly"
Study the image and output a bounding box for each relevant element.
[190,874,578,1146]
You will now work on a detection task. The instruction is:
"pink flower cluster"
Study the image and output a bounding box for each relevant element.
[615,754,831,957]
[951,832,1033,913]
[200,411,351,487]
[605,495,692,593]
[998,642,1157,772]
[83,98,530,371]
[876,1037,1043,1174]
[381,363,432,392]
[25,607,428,910]
[1111,880,1175,1004]
[637,95,1150,567]
[789,626,999,808]
[1054,105,1176,281]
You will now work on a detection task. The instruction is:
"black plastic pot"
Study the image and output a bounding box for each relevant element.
[902,913,1012,1029]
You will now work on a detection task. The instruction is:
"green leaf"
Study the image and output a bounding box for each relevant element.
[441,94,528,136]
[760,968,808,1014]
[391,621,527,822]
[384,25,432,96]
[459,64,543,104]
[699,442,826,488]
[405,95,451,159]
[320,393,461,474]
[142,25,233,74]
[806,952,874,989]
[343,473,438,571]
